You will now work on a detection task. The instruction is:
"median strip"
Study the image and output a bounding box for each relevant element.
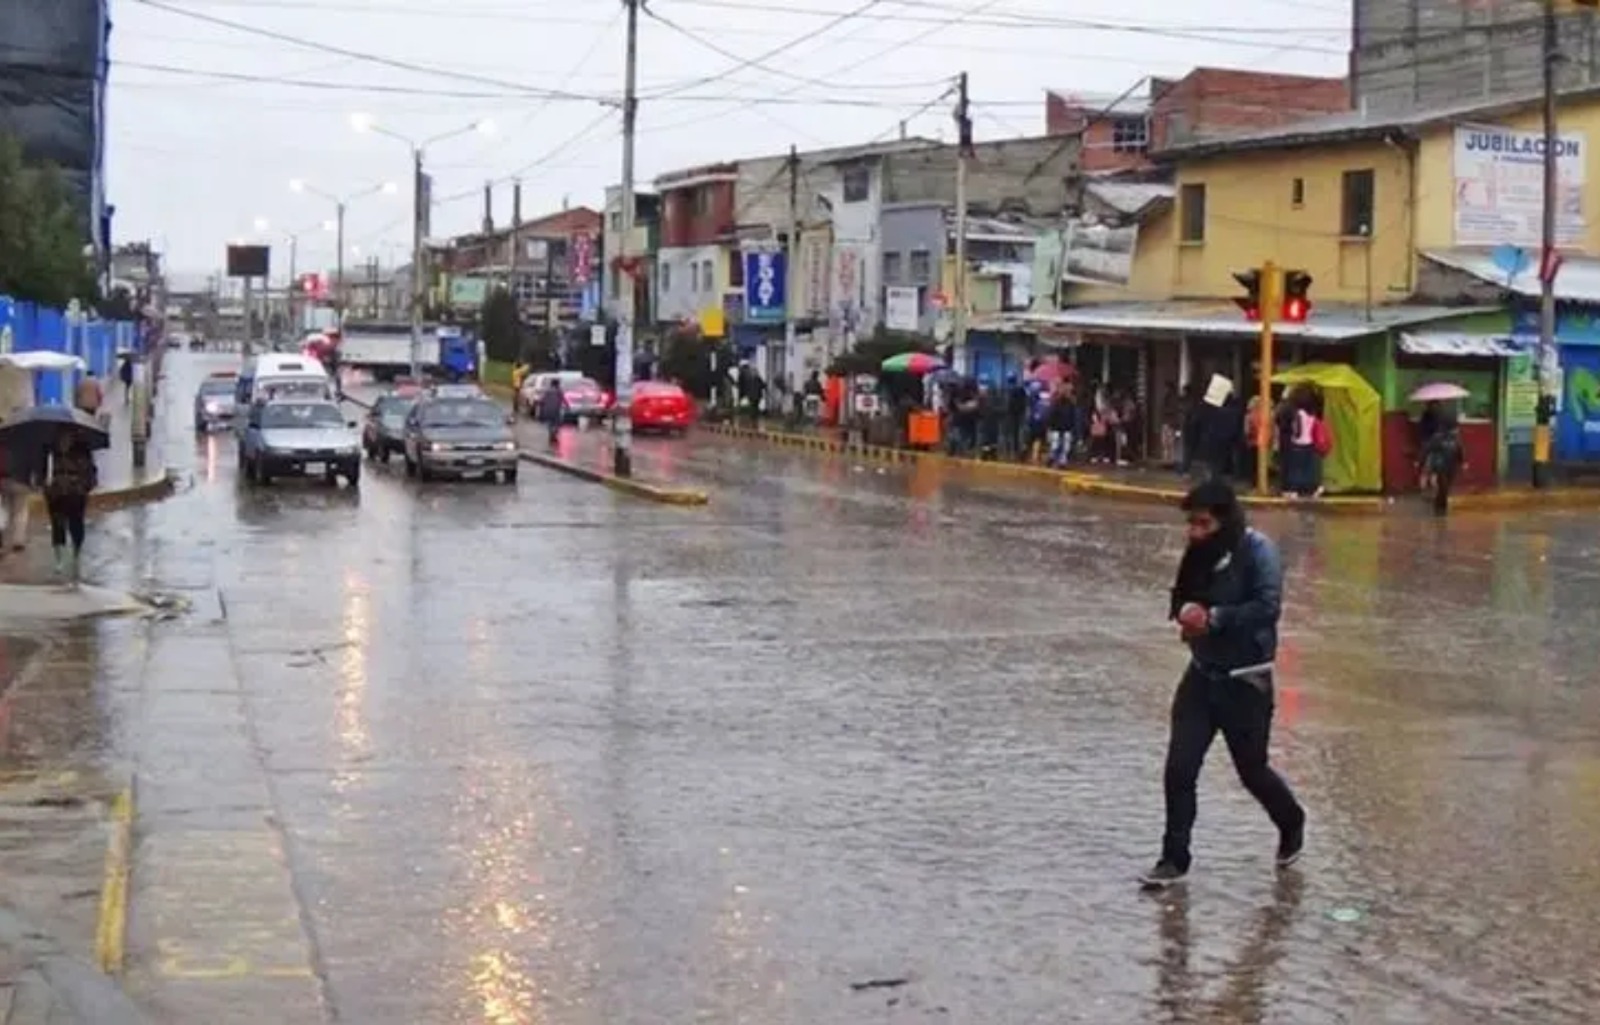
[518,451,709,506]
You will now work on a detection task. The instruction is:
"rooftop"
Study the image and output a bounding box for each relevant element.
[1424,248,1600,305]
[1155,84,1600,160]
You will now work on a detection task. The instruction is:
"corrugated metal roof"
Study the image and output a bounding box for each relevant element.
[1085,181,1174,217]
[1007,300,1490,341]
[1423,248,1600,305]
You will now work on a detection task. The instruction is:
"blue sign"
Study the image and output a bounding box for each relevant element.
[742,250,786,324]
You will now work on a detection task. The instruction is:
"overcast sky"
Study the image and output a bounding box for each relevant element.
[108,0,1352,277]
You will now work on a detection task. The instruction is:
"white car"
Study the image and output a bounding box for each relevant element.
[516,370,584,415]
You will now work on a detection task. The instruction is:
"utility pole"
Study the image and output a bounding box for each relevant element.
[613,0,640,477]
[287,234,299,335]
[785,143,799,393]
[511,179,523,320]
[410,148,425,379]
[335,201,346,331]
[1534,0,1561,488]
[1255,261,1282,497]
[952,71,972,375]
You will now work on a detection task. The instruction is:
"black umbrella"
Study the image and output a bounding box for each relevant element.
[0,405,111,453]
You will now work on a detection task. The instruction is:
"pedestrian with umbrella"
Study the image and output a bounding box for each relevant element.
[0,408,107,583]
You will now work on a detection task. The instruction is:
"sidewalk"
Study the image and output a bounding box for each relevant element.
[0,904,148,1025]
[701,421,1600,514]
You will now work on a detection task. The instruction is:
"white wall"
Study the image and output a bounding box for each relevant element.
[654,245,722,323]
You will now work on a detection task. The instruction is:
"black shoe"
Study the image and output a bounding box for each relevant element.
[1139,861,1188,889]
[1276,821,1305,869]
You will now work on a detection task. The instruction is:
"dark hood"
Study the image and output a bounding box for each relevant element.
[1169,498,1247,619]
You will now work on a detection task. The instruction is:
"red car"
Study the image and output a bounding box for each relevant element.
[630,381,694,434]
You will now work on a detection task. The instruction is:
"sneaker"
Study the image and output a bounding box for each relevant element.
[1276,821,1305,870]
[1139,861,1188,889]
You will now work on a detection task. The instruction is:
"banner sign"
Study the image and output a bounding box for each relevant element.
[1454,127,1585,247]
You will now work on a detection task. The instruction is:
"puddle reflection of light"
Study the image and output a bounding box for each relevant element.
[204,434,219,482]
[335,567,371,763]
[469,950,540,1025]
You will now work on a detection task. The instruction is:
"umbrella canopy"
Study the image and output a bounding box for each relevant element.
[0,405,110,453]
[0,352,87,373]
[1408,382,1471,402]
[882,351,944,375]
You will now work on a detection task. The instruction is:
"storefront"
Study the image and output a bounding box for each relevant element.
[1390,330,1526,490]
[1513,304,1600,464]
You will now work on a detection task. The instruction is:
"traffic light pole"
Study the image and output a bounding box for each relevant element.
[612,0,640,478]
[1255,261,1282,497]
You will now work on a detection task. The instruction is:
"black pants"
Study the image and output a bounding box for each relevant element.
[47,493,88,552]
[1161,664,1303,871]
[1432,466,1457,515]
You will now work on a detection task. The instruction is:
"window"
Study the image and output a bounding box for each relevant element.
[660,262,671,293]
[909,248,932,284]
[693,188,711,217]
[1111,116,1149,154]
[701,259,714,292]
[1341,169,1375,237]
[883,251,904,284]
[608,212,621,232]
[1179,183,1206,243]
[1291,178,1305,207]
[729,253,743,289]
[689,262,699,292]
[842,165,870,203]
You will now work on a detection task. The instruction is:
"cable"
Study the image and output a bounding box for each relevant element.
[643,0,887,100]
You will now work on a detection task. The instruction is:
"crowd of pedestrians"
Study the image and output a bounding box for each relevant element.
[937,361,1146,469]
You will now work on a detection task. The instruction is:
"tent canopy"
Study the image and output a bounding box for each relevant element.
[1272,362,1383,493]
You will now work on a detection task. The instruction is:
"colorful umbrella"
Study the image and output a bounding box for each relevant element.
[881,352,944,375]
[1408,382,1471,402]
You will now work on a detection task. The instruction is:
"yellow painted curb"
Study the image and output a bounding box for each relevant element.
[24,471,177,517]
[95,786,133,976]
[702,423,1404,513]
[519,451,709,506]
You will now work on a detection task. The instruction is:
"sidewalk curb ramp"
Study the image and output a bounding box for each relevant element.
[0,904,150,1025]
[518,452,710,506]
[702,423,1600,515]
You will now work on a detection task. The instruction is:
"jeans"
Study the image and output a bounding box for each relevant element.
[47,493,87,552]
[1161,664,1304,871]
[1047,429,1073,467]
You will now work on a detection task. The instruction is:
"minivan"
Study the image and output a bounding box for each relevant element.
[235,353,335,423]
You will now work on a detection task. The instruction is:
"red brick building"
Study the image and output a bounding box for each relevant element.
[1046,67,1350,173]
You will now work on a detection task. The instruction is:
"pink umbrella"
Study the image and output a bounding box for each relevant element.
[1409,382,1471,402]
[1032,358,1076,385]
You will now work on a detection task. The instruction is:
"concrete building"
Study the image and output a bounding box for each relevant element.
[601,186,660,328]
[433,206,602,328]
[1352,0,1600,117]
[1046,68,1350,172]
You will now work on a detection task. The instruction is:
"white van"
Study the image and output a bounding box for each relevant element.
[235,353,335,412]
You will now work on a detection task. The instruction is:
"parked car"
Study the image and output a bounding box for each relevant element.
[193,372,239,431]
[402,394,518,483]
[362,390,419,462]
[239,398,361,487]
[517,371,581,417]
[630,381,695,434]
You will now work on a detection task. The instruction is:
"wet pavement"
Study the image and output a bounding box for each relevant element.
[19,355,1600,1023]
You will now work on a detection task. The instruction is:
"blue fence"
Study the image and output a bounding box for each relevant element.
[0,295,135,405]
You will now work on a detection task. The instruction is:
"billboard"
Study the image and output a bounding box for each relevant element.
[743,249,786,323]
[1454,126,1585,247]
[1062,221,1138,287]
[226,245,270,278]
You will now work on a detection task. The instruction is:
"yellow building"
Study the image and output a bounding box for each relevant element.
[1016,88,1600,488]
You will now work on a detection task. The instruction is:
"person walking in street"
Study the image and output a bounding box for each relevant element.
[119,355,135,405]
[39,432,97,584]
[1142,478,1306,889]
[1045,384,1077,469]
[0,436,41,554]
[1418,407,1466,515]
[538,378,565,448]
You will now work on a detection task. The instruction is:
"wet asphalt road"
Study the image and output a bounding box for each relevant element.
[69,353,1600,1023]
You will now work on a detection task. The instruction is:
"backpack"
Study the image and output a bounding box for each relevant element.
[1311,416,1333,457]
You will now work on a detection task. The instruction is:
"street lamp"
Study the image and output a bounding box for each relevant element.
[289,178,397,327]
[350,113,496,378]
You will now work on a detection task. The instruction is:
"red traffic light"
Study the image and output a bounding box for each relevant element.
[1232,269,1262,321]
[1281,270,1313,323]
[298,273,327,298]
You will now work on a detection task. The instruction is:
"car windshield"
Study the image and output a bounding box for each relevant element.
[375,397,416,421]
[200,380,235,396]
[419,399,503,428]
[261,403,343,429]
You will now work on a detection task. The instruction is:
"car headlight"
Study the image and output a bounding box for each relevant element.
[428,441,445,452]
[496,441,515,451]
[204,401,221,413]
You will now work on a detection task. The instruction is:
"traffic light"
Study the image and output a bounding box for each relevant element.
[1232,269,1262,321]
[1281,270,1313,323]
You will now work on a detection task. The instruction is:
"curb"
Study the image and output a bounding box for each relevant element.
[94,786,132,977]
[519,451,709,506]
[701,424,1600,515]
[23,472,177,517]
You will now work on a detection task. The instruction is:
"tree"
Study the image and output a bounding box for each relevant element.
[479,285,525,364]
[0,135,95,308]
[827,324,937,377]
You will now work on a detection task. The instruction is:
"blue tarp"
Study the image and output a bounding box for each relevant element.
[0,294,133,406]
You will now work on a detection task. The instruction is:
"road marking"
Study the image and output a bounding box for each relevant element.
[95,786,133,976]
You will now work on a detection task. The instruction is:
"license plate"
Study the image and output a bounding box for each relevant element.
[304,462,324,474]
[466,458,484,466]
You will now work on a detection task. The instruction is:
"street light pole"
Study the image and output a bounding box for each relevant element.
[336,201,347,330]
[614,0,640,478]
[410,146,425,380]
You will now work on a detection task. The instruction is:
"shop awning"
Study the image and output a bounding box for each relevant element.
[1398,332,1532,357]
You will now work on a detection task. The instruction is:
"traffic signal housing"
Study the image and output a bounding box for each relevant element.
[1281,270,1313,323]
[1232,269,1263,321]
